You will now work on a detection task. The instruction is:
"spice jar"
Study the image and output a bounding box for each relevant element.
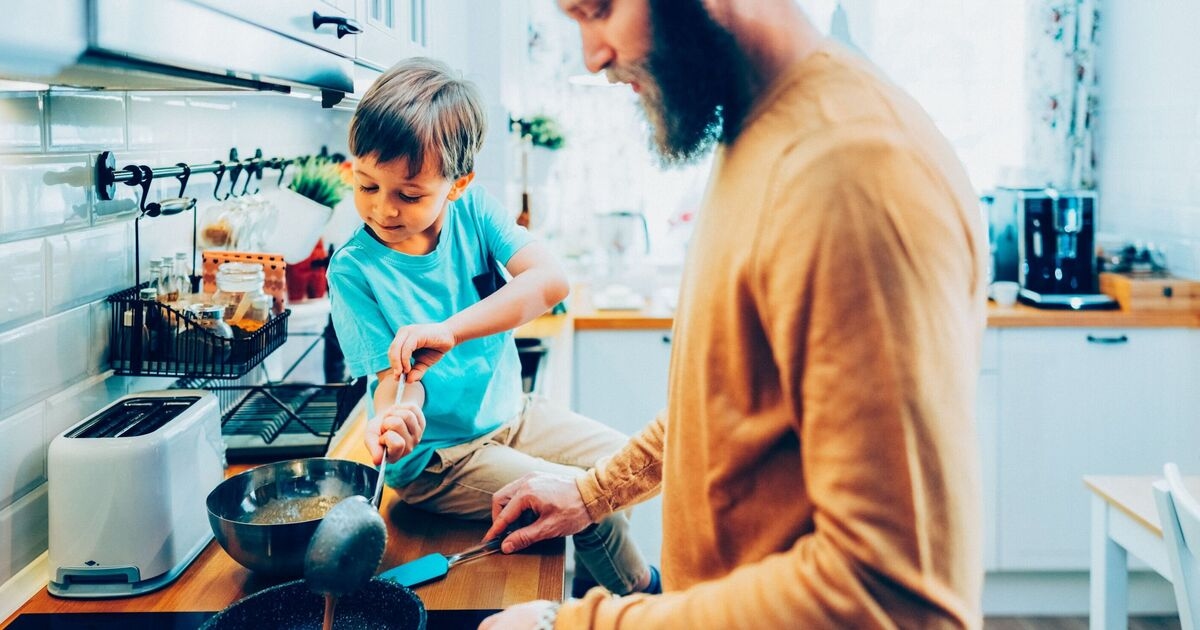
[181,304,234,365]
[212,262,272,336]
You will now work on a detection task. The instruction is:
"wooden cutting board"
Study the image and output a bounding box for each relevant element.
[1099,271,1200,311]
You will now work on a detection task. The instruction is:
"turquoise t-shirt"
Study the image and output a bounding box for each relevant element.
[327,186,533,486]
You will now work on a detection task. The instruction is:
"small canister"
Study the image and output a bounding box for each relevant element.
[212,262,272,336]
[181,304,234,365]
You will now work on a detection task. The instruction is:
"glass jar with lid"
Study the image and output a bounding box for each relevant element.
[212,262,272,336]
[181,303,234,365]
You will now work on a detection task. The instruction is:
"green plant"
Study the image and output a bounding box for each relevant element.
[288,157,350,208]
[511,115,565,150]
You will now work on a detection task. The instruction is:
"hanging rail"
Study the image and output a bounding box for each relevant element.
[94,146,343,201]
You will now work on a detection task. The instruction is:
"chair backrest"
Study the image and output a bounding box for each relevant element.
[1153,463,1200,630]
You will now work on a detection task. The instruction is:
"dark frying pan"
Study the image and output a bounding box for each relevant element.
[199,578,426,629]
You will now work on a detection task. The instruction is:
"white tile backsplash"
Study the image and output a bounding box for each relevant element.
[0,93,43,151]
[43,374,128,447]
[46,222,132,313]
[0,485,48,584]
[47,91,126,150]
[0,238,45,331]
[0,154,90,240]
[0,307,90,418]
[128,93,189,150]
[0,403,46,510]
[87,301,111,376]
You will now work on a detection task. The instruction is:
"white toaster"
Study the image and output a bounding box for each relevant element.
[47,390,225,598]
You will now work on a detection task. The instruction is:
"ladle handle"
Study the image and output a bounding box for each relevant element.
[371,375,406,508]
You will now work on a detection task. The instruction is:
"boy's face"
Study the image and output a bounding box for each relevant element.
[352,153,473,254]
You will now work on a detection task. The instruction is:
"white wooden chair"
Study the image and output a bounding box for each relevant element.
[1153,462,1200,630]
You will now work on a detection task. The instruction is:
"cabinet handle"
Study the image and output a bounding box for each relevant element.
[312,12,363,38]
[661,335,672,344]
[1086,334,1129,345]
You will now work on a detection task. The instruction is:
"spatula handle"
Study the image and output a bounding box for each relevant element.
[447,510,538,567]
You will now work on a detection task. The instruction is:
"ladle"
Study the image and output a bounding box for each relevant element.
[303,378,403,624]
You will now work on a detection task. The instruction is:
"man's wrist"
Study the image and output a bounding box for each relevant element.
[534,602,560,630]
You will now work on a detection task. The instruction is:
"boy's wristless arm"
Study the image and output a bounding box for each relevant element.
[445,242,569,343]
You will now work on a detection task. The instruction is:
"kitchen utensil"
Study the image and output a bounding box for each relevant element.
[206,458,378,577]
[378,512,536,589]
[48,391,224,598]
[302,448,389,597]
[198,577,426,630]
[303,496,388,597]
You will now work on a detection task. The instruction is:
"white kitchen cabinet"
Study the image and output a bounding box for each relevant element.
[978,329,1000,571]
[355,0,404,71]
[995,327,1200,570]
[573,330,672,566]
[190,1,357,58]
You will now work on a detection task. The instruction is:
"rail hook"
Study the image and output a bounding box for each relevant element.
[175,163,191,198]
[211,162,226,201]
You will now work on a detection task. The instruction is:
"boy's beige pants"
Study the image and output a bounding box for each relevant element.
[395,395,651,594]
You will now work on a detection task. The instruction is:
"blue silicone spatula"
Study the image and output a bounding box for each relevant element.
[378,511,536,588]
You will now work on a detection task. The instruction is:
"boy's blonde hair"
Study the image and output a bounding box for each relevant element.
[349,57,487,180]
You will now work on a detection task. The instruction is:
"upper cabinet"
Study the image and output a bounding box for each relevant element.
[0,0,356,97]
[190,1,358,59]
[355,0,406,71]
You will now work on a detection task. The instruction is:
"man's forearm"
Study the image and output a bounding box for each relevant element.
[576,412,667,521]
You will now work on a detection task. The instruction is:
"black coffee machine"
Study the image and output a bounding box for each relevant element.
[989,187,1117,310]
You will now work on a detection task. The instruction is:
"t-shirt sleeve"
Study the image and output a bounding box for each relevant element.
[327,264,394,379]
[469,186,533,265]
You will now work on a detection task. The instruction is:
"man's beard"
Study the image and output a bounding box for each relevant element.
[635,0,752,165]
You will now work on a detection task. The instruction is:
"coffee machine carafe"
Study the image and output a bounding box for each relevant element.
[1013,189,1116,309]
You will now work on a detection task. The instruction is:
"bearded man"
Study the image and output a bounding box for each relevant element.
[482,1,987,628]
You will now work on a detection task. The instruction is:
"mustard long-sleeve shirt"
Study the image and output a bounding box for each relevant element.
[560,43,987,629]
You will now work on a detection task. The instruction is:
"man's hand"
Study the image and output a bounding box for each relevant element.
[485,473,594,554]
[363,401,426,465]
[478,600,557,630]
[388,322,456,382]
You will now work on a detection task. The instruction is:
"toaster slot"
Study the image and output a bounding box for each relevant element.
[67,396,201,438]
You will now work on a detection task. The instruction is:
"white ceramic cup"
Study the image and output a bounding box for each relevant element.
[990,281,1020,307]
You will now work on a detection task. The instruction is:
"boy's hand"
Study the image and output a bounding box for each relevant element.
[388,322,456,382]
[364,401,426,465]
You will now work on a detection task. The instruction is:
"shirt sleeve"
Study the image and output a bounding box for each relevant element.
[557,134,982,629]
[327,264,394,379]
[575,411,666,520]
[469,185,533,266]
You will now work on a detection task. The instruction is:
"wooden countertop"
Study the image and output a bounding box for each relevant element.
[563,301,1200,331]
[3,415,563,627]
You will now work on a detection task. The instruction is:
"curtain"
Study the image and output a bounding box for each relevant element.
[1027,0,1101,190]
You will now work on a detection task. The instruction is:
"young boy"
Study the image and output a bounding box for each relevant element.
[327,58,660,597]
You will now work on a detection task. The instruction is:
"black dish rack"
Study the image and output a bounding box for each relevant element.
[108,283,290,379]
[175,374,367,463]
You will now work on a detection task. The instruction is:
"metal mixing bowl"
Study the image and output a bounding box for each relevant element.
[206,458,379,577]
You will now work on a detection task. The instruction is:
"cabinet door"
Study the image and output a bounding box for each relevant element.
[978,330,1000,571]
[405,0,429,55]
[996,328,1200,570]
[191,1,357,58]
[355,0,405,70]
[574,330,672,566]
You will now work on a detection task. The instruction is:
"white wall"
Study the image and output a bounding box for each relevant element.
[1095,0,1200,279]
[0,89,350,585]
